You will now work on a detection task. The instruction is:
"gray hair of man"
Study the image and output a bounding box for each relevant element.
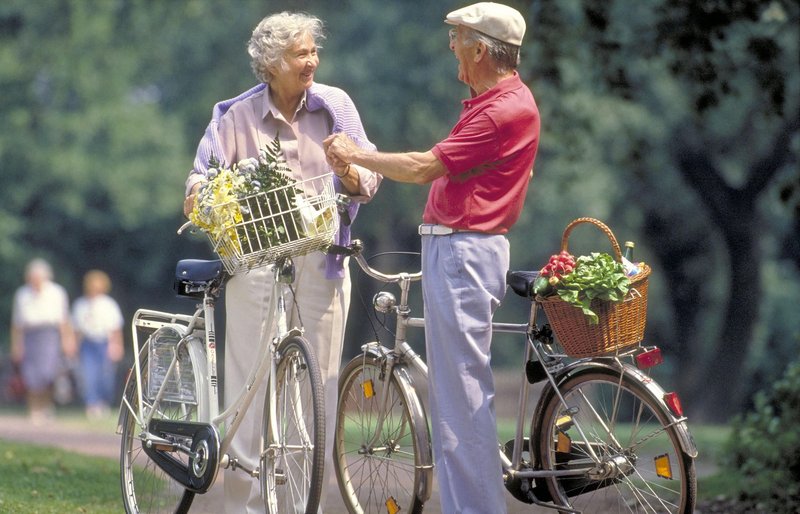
[248,12,326,84]
[462,27,521,74]
[25,258,53,282]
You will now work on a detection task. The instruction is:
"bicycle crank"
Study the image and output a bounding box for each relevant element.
[143,419,221,493]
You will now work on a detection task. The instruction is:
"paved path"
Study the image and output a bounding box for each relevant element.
[0,411,546,513]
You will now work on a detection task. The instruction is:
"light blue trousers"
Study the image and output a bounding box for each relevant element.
[421,233,509,514]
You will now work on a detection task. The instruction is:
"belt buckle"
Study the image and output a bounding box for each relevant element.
[419,224,454,236]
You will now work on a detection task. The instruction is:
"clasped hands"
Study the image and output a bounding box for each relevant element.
[323,133,359,175]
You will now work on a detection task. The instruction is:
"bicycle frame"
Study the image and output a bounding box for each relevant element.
[118,262,302,475]
[345,242,697,511]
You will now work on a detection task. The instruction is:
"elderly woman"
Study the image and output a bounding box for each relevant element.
[10,258,75,424]
[184,11,380,513]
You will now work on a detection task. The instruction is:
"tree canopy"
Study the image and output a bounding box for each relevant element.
[0,0,797,421]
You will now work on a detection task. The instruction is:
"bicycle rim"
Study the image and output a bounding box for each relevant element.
[262,335,325,514]
[119,336,197,514]
[334,355,431,514]
[536,369,696,513]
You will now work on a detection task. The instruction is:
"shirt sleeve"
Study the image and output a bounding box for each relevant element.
[432,112,500,176]
[348,164,383,203]
[110,298,124,330]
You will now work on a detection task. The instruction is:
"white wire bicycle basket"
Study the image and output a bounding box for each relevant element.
[204,173,339,274]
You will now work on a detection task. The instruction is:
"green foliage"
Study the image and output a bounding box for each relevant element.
[0,0,797,423]
[721,358,800,510]
[553,253,631,323]
[0,441,120,513]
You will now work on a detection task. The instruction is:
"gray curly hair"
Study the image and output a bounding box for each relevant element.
[248,12,325,84]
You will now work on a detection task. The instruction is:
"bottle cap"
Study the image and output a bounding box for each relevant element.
[624,241,635,248]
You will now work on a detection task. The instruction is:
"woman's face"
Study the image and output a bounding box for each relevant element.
[270,32,319,95]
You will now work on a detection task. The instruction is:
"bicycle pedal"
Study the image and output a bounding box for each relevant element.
[274,468,286,485]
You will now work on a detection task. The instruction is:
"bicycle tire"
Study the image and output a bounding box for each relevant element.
[333,353,433,514]
[119,327,206,514]
[261,335,325,514]
[534,367,697,513]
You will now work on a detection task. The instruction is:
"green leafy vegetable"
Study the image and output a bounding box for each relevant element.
[553,252,631,324]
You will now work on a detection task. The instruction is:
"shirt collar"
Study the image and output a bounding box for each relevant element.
[462,71,522,110]
[262,85,309,121]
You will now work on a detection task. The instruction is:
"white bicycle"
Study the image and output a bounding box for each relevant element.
[117,174,339,513]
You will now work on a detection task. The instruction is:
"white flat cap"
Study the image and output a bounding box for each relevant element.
[445,2,526,46]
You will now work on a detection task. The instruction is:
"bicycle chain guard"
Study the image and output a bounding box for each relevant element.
[144,419,221,493]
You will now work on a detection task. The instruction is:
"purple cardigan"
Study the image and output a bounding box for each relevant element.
[186,82,377,279]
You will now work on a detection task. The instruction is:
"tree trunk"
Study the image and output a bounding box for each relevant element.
[688,213,760,421]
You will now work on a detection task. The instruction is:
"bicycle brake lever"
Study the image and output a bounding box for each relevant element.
[327,239,362,256]
[177,221,193,235]
[336,194,353,227]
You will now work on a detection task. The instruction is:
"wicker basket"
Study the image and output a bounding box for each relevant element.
[206,174,339,274]
[536,217,651,358]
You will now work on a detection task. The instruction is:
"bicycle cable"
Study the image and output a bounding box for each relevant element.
[355,250,421,344]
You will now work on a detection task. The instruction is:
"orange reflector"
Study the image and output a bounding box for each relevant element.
[655,453,673,479]
[362,379,375,399]
[386,496,400,514]
[556,414,573,431]
[636,347,663,369]
[557,432,572,454]
[664,392,683,417]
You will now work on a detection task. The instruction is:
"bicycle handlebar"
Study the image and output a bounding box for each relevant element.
[328,240,423,284]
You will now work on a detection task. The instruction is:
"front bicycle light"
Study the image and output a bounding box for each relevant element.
[373,291,396,313]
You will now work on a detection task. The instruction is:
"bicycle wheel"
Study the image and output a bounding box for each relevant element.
[334,353,432,514]
[535,367,696,513]
[120,326,206,514]
[261,335,325,514]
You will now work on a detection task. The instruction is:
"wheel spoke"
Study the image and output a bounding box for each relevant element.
[538,369,695,512]
[119,337,196,513]
[263,337,324,514]
[334,359,430,513]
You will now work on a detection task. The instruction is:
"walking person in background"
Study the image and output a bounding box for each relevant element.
[10,258,75,425]
[325,3,540,512]
[183,11,380,512]
[72,269,124,419]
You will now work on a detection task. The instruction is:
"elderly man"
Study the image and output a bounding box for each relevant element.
[325,2,539,512]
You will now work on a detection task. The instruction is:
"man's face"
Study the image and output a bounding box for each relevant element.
[450,25,475,87]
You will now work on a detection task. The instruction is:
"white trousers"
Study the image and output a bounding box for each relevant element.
[221,252,350,513]
[421,233,510,514]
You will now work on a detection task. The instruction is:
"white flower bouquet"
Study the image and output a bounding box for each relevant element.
[190,136,337,272]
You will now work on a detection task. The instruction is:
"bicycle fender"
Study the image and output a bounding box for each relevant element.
[535,360,698,458]
[185,334,211,422]
[391,363,434,503]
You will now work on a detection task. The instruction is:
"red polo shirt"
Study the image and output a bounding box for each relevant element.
[426,72,539,234]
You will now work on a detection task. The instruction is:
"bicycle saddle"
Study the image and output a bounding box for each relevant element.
[507,270,539,300]
[174,259,223,297]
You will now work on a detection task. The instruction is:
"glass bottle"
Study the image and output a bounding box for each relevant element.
[622,241,638,276]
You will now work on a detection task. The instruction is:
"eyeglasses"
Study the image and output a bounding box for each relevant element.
[448,28,457,43]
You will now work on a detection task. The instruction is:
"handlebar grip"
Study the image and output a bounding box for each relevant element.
[177,221,194,235]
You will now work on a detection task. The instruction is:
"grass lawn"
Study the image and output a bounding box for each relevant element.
[0,401,736,512]
[0,440,120,513]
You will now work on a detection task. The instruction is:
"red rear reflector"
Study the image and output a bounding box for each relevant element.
[636,347,663,369]
[664,392,683,417]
